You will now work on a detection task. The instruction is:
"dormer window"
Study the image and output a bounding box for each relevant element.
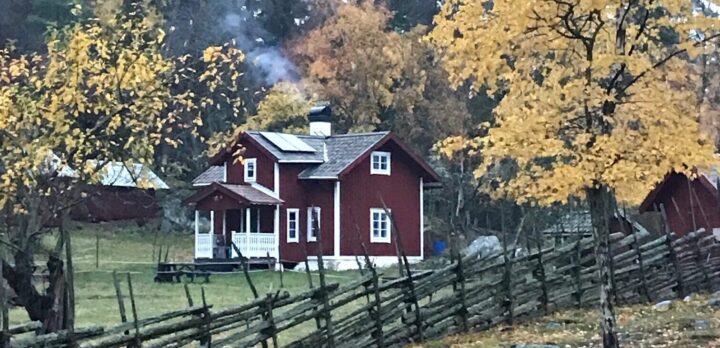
[244,158,257,182]
[370,151,391,175]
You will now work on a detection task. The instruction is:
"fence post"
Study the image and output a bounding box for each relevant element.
[454,252,469,333]
[573,225,583,308]
[0,233,8,348]
[358,241,384,348]
[659,204,685,298]
[126,273,140,347]
[310,207,335,347]
[199,287,212,348]
[534,232,550,315]
[112,271,129,337]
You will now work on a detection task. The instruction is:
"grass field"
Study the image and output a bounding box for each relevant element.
[9,220,363,328]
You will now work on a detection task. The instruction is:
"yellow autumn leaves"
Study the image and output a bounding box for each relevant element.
[428,0,719,205]
[0,4,246,208]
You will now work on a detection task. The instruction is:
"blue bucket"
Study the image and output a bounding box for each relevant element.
[432,240,447,256]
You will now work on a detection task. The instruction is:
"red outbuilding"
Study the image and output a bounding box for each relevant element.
[639,169,720,237]
[185,106,441,269]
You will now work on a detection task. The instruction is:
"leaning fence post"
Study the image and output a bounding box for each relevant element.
[184,283,194,307]
[312,207,335,347]
[112,271,129,336]
[573,217,584,308]
[380,197,424,343]
[533,225,550,315]
[126,273,140,347]
[231,242,268,348]
[619,207,651,303]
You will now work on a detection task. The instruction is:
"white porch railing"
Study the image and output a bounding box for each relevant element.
[231,231,277,258]
[195,233,213,259]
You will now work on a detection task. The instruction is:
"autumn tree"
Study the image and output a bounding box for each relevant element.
[290,2,470,153]
[0,2,244,331]
[429,1,719,346]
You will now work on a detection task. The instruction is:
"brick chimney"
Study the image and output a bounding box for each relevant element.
[308,105,332,137]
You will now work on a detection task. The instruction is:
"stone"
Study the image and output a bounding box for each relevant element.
[510,345,560,348]
[683,294,695,302]
[695,319,711,331]
[654,300,673,312]
[463,235,502,257]
[707,298,720,309]
[545,321,562,330]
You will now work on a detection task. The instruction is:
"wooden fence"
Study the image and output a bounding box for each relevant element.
[5,226,720,347]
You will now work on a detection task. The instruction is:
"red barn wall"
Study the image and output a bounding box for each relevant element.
[644,173,720,236]
[70,186,160,222]
[340,141,421,257]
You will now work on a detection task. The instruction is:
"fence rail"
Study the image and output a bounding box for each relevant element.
[6,227,720,347]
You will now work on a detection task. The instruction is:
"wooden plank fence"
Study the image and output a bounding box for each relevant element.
[5,227,720,347]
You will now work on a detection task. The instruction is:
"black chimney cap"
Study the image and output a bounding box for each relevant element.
[308,105,332,122]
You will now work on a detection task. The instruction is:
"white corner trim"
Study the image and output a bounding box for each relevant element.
[210,210,215,234]
[194,210,199,235]
[223,161,228,183]
[420,177,424,260]
[334,181,341,257]
[223,210,227,237]
[273,162,280,195]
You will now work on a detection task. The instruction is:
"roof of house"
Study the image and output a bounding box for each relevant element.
[542,210,650,237]
[192,165,225,186]
[184,182,283,206]
[47,152,169,189]
[205,130,441,183]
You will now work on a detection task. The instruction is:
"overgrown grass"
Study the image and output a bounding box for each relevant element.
[420,294,720,347]
[10,220,362,328]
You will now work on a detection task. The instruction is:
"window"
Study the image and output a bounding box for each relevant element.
[307,207,321,242]
[370,208,391,243]
[370,151,391,175]
[244,158,257,182]
[287,209,299,243]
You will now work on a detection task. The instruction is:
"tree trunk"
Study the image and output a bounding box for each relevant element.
[586,186,620,348]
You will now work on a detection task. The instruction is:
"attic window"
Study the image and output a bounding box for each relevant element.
[370,151,391,175]
[244,158,257,182]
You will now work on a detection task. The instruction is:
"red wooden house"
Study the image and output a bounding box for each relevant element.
[639,168,720,237]
[185,106,440,269]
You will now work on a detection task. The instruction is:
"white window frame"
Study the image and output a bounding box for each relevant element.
[370,151,391,175]
[287,209,299,243]
[244,158,257,183]
[307,207,321,242]
[370,208,391,243]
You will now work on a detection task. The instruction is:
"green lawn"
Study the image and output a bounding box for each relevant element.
[10,220,363,328]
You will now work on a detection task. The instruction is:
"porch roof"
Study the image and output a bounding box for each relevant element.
[184,182,283,206]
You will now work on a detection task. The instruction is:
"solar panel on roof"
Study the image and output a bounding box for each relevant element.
[260,132,316,153]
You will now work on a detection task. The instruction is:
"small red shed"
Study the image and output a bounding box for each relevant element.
[639,169,720,236]
[185,106,441,269]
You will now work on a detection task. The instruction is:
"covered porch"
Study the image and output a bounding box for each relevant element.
[184,183,283,260]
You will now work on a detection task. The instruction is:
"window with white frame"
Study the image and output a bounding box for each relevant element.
[287,209,299,243]
[370,208,391,243]
[370,151,391,175]
[307,207,321,242]
[244,158,257,182]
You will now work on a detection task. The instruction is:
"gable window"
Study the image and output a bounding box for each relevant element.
[244,158,257,182]
[287,209,299,243]
[370,151,391,175]
[370,208,391,243]
[307,207,321,242]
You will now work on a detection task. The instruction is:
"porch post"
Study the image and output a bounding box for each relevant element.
[245,207,251,256]
[274,204,280,260]
[194,210,199,259]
